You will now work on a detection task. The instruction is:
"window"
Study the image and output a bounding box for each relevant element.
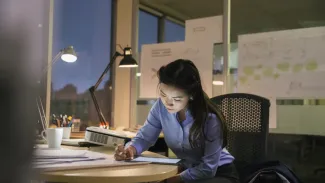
[134,10,160,125]
[51,0,113,131]
[138,10,159,52]
[164,19,185,42]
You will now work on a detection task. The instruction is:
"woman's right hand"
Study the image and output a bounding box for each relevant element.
[114,144,137,161]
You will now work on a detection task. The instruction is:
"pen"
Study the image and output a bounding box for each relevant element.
[68,120,73,127]
[57,119,61,127]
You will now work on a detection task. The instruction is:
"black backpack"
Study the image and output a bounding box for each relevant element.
[241,161,302,183]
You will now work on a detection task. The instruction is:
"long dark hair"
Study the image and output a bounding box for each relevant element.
[157,59,227,148]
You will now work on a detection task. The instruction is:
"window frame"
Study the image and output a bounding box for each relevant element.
[139,5,185,44]
[133,5,186,127]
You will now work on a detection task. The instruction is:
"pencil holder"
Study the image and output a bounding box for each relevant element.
[71,119,80,132]
[62,127,72,139]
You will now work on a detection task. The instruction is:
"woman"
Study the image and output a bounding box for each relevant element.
[114,59,239,183]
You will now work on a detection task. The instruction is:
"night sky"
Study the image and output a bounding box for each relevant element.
[52,0,185,94]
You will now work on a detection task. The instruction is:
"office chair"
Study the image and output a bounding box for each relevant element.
[210,93,270,173]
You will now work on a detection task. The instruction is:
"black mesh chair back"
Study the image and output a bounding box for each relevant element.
[211,93,270,169]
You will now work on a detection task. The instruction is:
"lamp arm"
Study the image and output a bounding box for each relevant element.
[42,51,62,75]
[89,90,106,124]
[88,51,122,128]
[92,51,122,89]
[37,50,62,84]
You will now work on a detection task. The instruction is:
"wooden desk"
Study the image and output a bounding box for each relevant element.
[37,146,178,183]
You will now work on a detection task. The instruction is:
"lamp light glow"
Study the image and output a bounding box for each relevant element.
[213,81,224,85]
[61,46,77,63]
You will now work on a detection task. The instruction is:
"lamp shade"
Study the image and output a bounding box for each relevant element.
[61,46,77,63]
[119,56,138,68]
[119,47,138,68]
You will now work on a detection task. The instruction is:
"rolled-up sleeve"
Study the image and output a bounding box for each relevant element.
[130,100,162,155]
[180,114,223,182]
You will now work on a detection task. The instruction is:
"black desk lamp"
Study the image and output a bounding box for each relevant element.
[89,46,138,129]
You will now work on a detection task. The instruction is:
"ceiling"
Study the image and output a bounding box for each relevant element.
[140,0,325,42]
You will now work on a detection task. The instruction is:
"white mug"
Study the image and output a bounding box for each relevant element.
[62,127,71,139]
[41,128,63,148]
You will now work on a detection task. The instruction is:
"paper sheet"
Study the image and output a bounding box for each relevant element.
[33,147,149,172]
[34,148,87,159]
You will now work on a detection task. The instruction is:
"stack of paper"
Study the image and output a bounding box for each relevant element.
[33,147,149,171]
[34,148,87,158]
[33,148,105,166]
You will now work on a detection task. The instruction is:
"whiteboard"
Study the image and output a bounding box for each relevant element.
[185,15,223,44]
[139,41,213,98]
[238,26,325,98]
[237,26,325,128]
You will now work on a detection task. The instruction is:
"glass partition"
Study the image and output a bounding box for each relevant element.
[230,1,325,181]
[213,43,238,97]
[133,2,325,181]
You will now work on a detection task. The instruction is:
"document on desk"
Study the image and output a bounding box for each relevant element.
[129,156,182,165]
[34,148,88,159]
[33,147,149,172]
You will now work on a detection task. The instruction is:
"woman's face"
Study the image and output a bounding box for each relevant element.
[159,83,190,113]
